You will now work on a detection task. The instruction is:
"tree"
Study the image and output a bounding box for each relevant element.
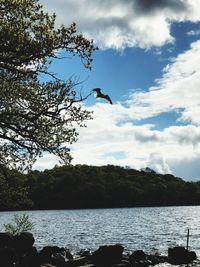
[0,165,33,210]
[0,0,95,170]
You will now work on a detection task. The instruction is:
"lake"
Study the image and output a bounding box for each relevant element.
[0,206,200,255]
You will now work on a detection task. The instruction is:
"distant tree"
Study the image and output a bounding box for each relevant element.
[1,164,200,210]
[0,0,95,170]
[0,166,33,210]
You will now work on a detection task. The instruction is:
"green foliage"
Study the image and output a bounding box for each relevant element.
[4,213,33,235]
[1,164,200,210]
[0,0,95,170]
[26,164,200,209]
[0,166,33,210]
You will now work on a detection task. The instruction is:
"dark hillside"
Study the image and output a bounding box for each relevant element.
[0,164,200,210]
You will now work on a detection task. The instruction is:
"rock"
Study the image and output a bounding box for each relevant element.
[133,260,151,267]
[40,265,57,267]
[65,256,86,267]
[92,244,124,265]
[64,248,73,260]
[111,264,128,267]
[19,246,40,267]
[51,252,66,266]
[39,246,62,263]
[121,255,130,261]
[0,232,14,248]
[147,254,168,265]
[111,261,131,267]
[129,251,152,267]
[14,232,35,254]
[0,247,17,267]
[78,249,91,258]
[121,259,131,266]
[189,251,197,261]
[168,246,197,264]
[39,246,73,266]
[130,250,146,263]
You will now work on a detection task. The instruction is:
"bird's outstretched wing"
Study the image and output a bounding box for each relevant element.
[92,88,113,104]
[92,88,101,94]
[104,94,112,104]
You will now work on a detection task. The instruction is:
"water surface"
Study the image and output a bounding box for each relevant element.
[0,206,199,255]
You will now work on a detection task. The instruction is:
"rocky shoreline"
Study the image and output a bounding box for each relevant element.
[0,232,198,267]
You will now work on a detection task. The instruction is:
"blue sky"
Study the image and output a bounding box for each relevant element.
[36,0,200,181]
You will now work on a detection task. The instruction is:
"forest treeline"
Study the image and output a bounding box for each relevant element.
[0,164,200,211]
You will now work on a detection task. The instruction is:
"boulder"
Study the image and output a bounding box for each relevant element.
[147,254,168,265]
[51,252,66,267]
[64,248,73,260]
[40,265,57,267]
[0,232,14,248]
[19,246,40,267]
[65,256,86,267]
[39,246,74,266]
[134,260,152,267]
[130,250,146,263]
[111,264,129,267]
[92,244,124,265]
[121,259,131,266]
[168,246,197,264]
[39,246,62,263]
[78,249,91,258]
[0,247,17,267]
[111,260,131,267]
[14,232,35,254]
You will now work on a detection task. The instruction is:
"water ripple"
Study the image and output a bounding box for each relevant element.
[0,206,200,255]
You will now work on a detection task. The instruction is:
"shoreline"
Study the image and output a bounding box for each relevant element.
[1,204,200,213]
[0,207,199,259]
[0,232,198,267]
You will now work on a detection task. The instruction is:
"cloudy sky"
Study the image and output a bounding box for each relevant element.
[35,0,200,181]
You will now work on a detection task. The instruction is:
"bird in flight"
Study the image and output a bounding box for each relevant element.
[92,88,113,104]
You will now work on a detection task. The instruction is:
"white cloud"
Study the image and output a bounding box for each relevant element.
[32,102,200,180]
[41,0,200,49]
[187,29,200,36]
[32,154,60,171]
[147,153,172,174]
[127,40,200,124]
[68,104,199,180]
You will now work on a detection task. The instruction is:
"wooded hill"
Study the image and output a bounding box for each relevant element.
[0,165,200,211]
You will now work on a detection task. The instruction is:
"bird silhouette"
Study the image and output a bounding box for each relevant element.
[92,88,113,104]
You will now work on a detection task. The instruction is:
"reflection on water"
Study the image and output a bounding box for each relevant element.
[0,206,200,255]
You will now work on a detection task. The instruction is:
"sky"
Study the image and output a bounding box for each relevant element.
[34,0,200,181]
